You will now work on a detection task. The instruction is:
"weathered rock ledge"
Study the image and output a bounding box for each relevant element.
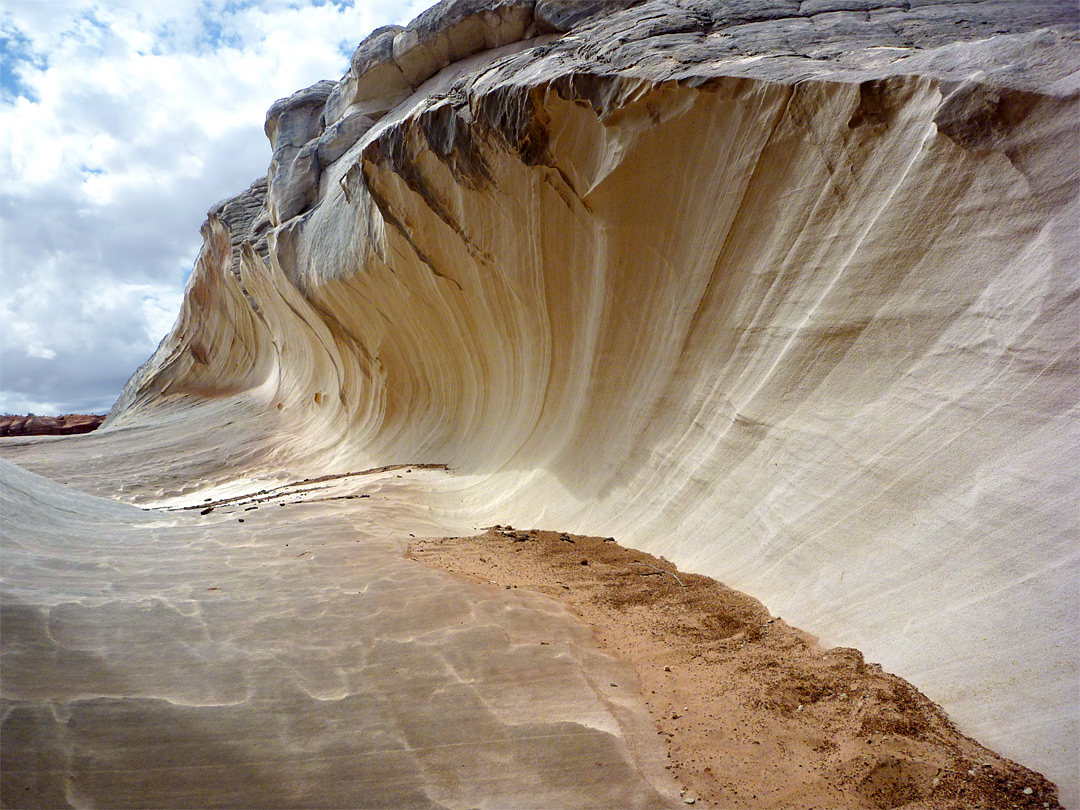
[0,414,105,437]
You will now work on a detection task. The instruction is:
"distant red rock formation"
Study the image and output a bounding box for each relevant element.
[0,414,105,437]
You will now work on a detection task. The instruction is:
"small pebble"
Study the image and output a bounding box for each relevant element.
[1023,787,1034,795]
[683,797,696,805]
[664,665,672,672]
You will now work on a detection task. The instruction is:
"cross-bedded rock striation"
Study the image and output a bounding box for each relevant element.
[59,0,1080,803]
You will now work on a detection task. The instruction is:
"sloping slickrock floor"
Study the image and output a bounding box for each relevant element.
[2,447,1063,808]
[0,459,678,809]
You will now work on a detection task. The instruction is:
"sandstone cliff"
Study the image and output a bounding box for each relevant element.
[81,0,1080,801]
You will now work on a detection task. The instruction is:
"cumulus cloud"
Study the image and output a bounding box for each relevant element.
[0,0,431,414]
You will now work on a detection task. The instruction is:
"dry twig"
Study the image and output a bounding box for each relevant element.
[630,562,686,588]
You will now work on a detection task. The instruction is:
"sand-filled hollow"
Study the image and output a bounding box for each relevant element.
[411,528,1061,810]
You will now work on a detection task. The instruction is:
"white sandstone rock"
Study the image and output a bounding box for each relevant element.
[5,0,1079,805]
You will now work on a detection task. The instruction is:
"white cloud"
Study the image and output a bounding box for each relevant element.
[0,0,433,415]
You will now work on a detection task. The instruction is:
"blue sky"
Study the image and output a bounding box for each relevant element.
[0,0,432,414]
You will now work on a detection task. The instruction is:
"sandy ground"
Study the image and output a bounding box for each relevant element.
[410,527,1062,810]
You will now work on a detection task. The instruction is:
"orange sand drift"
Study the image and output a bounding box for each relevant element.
[412,527,1061,809]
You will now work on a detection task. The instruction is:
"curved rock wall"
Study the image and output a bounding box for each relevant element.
[106,0,1079,800]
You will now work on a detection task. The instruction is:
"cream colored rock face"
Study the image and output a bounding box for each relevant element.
[4,0,1078,804]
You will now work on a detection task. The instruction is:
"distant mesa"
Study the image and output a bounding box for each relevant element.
[0,414,105,437]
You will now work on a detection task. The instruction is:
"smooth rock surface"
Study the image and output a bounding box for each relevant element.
[0,457,677,808]
[3,0,1078,805]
